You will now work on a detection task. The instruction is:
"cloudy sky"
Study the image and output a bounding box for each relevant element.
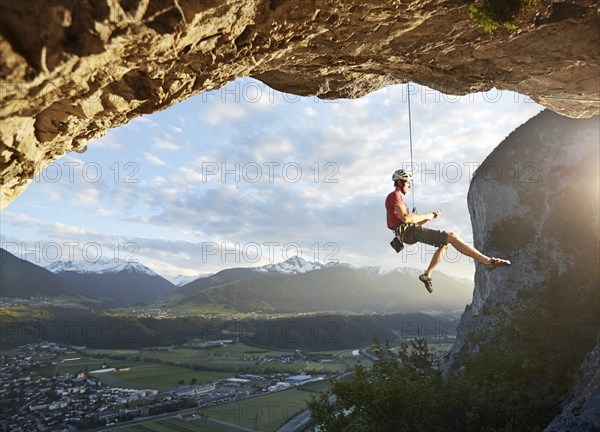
[1,79,543,281]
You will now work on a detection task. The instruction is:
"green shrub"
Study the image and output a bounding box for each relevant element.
[470,0,537,33]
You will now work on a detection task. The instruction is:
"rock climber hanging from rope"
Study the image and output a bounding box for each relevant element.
[385,168,511,293]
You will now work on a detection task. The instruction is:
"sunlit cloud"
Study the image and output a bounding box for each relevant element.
[96,208,118,218]
[3,212,42,225]
[144,153,167,166]
[53,222,86,235]
[153,137,180,150]
[204,103,246,125]
[73,188,102,206]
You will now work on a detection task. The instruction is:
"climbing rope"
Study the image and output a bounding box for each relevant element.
[407,85,416,214]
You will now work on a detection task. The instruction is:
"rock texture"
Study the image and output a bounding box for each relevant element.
[545,344,600,432]
[1,0,599,209]
[445,110,599,429]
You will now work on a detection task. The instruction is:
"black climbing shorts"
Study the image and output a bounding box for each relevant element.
[403,225,449,248]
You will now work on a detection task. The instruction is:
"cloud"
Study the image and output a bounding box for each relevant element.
[178,167,204,183]
[93,135,123,149]
[130,116,158,127]
[153,137,180,150]
[53,223,86,235]
[96,208,118,218]
[4,212,41,225]
[111,183,141,209]
[304,107,317,117]
[204,103,247,125]
[73,187,102,206]
[144,153,167,166]
[255,137,295,159]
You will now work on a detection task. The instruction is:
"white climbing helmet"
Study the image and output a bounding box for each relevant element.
[392,169,412,182]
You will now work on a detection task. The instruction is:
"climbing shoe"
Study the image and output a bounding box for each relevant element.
[419,274,433,293]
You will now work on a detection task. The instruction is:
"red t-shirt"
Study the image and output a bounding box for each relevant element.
[385,190,408,229]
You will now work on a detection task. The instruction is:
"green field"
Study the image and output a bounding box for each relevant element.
[112,417,227,432]
[112,385,326,432]
[81,343,354,375]
[201,389,311,431]
[98,364,233,391]
[258,361,347,374]
[39,356,233,391]
[185,342,275,355]
[41,357,134,375]
[29,342,358,395]
[84,343,288,364]
[103,379,333,432]
[297,379,333,394]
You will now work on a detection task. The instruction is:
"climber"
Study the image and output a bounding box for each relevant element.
[385,169,511,293]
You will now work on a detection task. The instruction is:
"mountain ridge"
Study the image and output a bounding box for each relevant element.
[0,248,88,302]
[46,258,159,276]
[166,260,472,314]
[2,249,472,313]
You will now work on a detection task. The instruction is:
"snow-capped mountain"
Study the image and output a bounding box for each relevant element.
[46,259,158,276]
[46,259,177,308]
[258,256,325,274]
[355,265,386,278]
[169,273,212,287]
[176,256,328,295]
[163,257,322,289]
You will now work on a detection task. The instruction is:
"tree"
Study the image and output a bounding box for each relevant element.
[308,338,441,432]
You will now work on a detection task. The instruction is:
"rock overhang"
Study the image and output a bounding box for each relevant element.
[1,0,598,210]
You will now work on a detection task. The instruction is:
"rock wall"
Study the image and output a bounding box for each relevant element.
[1,0,599,209]
[545,344,600,432]
[446,110,600,430]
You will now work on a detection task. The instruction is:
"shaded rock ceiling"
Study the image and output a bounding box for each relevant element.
[1,0,599,210]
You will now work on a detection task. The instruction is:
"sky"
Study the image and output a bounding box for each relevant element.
[0,79,544,281]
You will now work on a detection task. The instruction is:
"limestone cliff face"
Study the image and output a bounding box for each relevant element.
[1,0,599,209]
[447,110,600,430]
